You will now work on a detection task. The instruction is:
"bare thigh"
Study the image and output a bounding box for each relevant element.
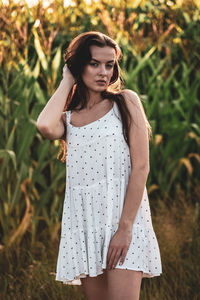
[105,268,143,300]
[80,270,108,300]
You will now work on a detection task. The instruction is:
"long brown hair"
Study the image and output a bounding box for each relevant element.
[57,31,152,163]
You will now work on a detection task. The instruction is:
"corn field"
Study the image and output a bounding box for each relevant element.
[0,0,200,299]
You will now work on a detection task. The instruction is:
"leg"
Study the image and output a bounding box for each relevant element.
[80,270,108,300]
[105,268,143,300]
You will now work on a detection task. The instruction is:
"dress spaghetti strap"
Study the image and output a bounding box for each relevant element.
[66,110,71,125]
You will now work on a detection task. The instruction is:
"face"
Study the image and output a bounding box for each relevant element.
[81,45,116,93]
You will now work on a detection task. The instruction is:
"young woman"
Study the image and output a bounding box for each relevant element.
[36,31,162,300]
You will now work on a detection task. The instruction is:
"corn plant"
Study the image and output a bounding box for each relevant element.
[0,66,66,248]
[121,49,200,201]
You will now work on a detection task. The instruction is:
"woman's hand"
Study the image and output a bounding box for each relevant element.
[62,64,76,86]
[106,227,132,270]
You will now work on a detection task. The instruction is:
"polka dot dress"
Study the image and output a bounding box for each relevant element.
[55,101,162,285]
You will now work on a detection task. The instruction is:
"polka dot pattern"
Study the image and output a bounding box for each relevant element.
[55,102,162,285]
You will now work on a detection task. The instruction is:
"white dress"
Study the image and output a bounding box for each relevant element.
[55,101,162,285]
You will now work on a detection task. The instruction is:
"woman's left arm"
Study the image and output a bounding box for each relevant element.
[106,89,150,269]
[118,89,150,230]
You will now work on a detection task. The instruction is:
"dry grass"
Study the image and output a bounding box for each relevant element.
[141,185,200,300]
[0,188,199,300]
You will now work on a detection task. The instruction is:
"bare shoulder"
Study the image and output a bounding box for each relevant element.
[120,89,141,109]
[120,89,147,130]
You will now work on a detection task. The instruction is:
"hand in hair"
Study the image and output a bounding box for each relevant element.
[62,64,76,86]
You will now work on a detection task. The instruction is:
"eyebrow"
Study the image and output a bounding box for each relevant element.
[90,58,115,63]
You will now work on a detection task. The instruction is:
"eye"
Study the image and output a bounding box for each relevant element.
[106,64,114,68]
[89,62,98,67]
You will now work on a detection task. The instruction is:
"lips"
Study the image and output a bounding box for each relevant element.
[96,80,106,83]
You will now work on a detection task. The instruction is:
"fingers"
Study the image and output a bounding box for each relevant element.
[107,248,116,269]
[106,247,114,268]
[119,246,129,266]
[62,65,76,85]
[107,248,122,270]
[106,230,132,270]
[107,246,129,270]
[110,249,122,269]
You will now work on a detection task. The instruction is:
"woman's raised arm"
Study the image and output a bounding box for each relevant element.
[36,65,75,140]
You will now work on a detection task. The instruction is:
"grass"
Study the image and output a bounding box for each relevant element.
[0,187,199,300]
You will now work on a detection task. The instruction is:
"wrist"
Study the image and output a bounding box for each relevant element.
[60,77,74,89]
[118,219,133,232]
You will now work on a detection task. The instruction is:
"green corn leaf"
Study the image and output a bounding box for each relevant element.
[32,59,40,79]
[34,81,46,104]
[52,46,61,76]
[16,119,37,161]
[0,149,16,172]
[33,28,48,71]
[11,161,28,210]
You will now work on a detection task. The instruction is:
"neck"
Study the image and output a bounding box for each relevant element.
[86,92,104,109]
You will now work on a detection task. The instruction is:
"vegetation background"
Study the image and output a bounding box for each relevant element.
[0,0,199,299]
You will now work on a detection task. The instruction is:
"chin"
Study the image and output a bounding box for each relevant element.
[90,87,107,92]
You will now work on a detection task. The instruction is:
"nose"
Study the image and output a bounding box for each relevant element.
[99,64,107,76]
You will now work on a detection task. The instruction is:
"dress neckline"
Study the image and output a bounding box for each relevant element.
[69,101,116,128]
